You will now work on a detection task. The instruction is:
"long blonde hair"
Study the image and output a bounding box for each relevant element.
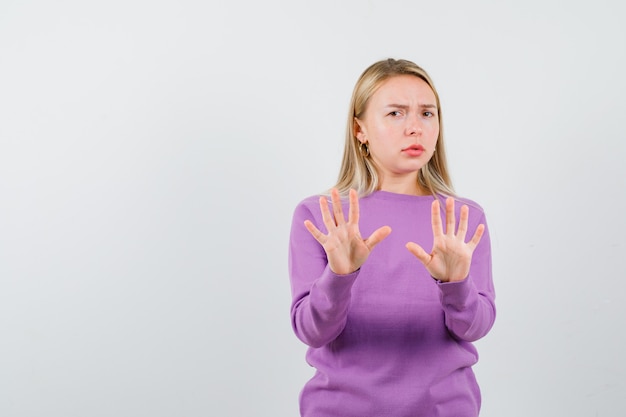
[334,58,455,197]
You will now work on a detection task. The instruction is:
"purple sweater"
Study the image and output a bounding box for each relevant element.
[288,191,496,417]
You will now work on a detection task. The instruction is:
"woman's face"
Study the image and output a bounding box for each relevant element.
[355,75,439,191]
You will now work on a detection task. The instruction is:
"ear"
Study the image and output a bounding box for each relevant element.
[353,117,367,143]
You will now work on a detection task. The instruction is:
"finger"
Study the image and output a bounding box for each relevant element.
[467,223,485,251]
[364,225,392,250]
[304,220,326,245]
[318,196,336,231]
[348,189,359,225]
[445,197,455,235]
[330,188,347,226]
[431,199,444,237]
[456,204,469,241]
[406,242,432,265]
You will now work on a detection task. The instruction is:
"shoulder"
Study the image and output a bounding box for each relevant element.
[452,195,485,214]
[293,194,323,215]
[291,194,326,225]
[450,195,489,230]
[296,194,324,208]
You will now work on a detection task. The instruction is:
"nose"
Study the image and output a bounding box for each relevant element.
[405,115,423,136]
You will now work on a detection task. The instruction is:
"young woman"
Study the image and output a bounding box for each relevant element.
[288,58,496,417]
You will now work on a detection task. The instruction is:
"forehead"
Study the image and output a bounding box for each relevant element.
[371,75,436,105]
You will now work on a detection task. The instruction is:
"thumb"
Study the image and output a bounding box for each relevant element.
[406,242,431,265]
[365,226,392,250]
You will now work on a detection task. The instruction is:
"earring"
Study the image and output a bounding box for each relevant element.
[359,142,370,157]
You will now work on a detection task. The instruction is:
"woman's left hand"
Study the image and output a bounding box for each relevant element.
[406,197,484,282]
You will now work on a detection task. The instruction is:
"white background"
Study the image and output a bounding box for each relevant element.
[1,0,625,416]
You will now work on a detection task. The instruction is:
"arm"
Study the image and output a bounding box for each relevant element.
[288,190,391,348]
[406,198,496,342]
[438,217,495,342]
[288,200,357,348]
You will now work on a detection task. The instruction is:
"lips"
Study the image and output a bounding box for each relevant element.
[402,144,425,157]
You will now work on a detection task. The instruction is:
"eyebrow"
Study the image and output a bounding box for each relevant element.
[385,103,437,109]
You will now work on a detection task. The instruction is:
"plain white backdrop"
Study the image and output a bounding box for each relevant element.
[1,0,625,416]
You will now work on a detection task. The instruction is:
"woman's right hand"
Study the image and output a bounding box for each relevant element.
[304,188,392,275]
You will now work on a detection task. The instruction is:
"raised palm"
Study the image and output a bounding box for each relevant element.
[304,189,391,275]
[406,197,484,282]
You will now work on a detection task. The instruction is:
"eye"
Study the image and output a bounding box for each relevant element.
[388,110,402,117]
[423,111,434,117]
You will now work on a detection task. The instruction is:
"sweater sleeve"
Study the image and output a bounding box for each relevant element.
[437,210,496,342]
[288,199,358,348]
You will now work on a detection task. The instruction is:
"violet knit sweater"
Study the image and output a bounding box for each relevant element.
[288,191,496,417]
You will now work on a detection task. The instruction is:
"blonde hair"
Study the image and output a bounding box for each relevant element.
[334,58,455,197]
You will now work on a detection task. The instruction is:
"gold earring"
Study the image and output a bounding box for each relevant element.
[359,142,370,157]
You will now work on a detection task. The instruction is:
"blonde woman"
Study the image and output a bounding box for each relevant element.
[288,58,496,417]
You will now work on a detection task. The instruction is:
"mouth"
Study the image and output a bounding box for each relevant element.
[402,144,425,152]
[401,144,425,156]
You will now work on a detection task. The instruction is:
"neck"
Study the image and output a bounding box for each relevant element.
[378,173,428,196]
